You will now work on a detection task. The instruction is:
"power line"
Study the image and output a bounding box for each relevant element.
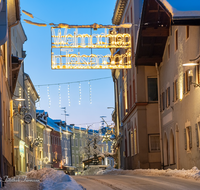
[35,76,111,87]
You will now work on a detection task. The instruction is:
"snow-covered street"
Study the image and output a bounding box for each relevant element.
[73,174,200,190]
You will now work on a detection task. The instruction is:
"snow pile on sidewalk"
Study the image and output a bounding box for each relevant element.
[98,166,200,181]
[27,168,83,190]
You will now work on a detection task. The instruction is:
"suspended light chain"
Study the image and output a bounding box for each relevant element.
[37,86,40,109]
[28,87,30,109]
[47,86,51,108]
[68,84,71,107]
[89,81,92,104]
[79,83,81,105]
[58,85,61,107]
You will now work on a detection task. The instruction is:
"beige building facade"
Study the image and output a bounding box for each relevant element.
[112,0,161,170]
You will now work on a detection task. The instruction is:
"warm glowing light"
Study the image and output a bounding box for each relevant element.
[51,27,132,69]
[24,19,47,27]
[182,62,199,66]
[22,10,34,18]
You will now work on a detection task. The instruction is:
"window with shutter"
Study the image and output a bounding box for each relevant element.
[196,124,199,147]
[189,126,192,149]
[184,128,187,150]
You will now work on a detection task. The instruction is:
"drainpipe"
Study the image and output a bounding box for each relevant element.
[155,63,164,169]
[113,71,120,169]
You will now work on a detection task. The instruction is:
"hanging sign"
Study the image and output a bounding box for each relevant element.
[24,113,32,124]
[51,24,132,69]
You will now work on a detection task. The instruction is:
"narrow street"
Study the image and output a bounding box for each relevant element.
[73,175,200,190]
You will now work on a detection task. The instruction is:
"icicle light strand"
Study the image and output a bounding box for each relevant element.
[47,86,51,108]
[89,81,92,104]
[68,84,71,107]
[37,86,40,108]
[79,83,81,105]
[58,85,61,107]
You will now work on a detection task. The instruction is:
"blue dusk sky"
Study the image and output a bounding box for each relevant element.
[20,0,117,129]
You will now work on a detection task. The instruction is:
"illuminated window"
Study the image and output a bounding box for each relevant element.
[149,135,160,152]
[186,26,189,39]
[184,126,192,151]
[195,64,200,85]
[175,30,178,51]
[134,129,137,154]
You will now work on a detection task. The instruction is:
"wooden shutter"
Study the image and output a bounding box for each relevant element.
[196,124,199,147]
[189,126,192,149]
[184,128,187,150]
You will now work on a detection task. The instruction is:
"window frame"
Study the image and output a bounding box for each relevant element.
[149,134,160,152]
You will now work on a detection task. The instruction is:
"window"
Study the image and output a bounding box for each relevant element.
[133,79,135,104]
[71,139,74,146]
[108,159,110,165]
[185,70,191,93]
[168,43,170,59]
[186,26,189,39]
[72,156,75,165]
[75,139,78,147]
[76,156,79,164]
[195,64,200,85]
[175,30,178,51]
[134,129,137,154]
[147,78,158,101]
[149,135,160,152]
[166,87,170,108]
[131,131,134,156]
[195,123,200,147]
[161,91,165,111]
[184,126,192,151]
[80,140,82,147]
[129,85,132,108]
[173,79,178,102]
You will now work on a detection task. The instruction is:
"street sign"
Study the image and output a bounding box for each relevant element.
[24,113,32,124]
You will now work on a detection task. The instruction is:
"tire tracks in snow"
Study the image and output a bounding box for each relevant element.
[84,176,122,190]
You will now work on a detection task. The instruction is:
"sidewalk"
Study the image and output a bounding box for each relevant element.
[2,181,39,190]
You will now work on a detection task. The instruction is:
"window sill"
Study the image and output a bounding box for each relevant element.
[186,150,192,153]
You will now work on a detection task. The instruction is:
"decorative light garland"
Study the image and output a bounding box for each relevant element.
[88,81,92,104]
[58,85,61,107]
[28,86,31,109]
[47,86,51,108]
[79,83,81,105]
[68,84,71,107]
[37,86,40,108]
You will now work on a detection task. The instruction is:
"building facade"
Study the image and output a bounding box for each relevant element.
[112,0,161,170]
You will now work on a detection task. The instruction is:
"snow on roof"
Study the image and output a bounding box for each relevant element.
[47,117,60,132]
[158,0,200,19]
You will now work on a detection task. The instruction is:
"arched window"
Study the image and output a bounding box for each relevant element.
[125,129,127,157]
[164,133,168,166]
[170,130,175,164]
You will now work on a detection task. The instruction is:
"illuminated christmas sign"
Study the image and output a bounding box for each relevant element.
[51,24,132,69]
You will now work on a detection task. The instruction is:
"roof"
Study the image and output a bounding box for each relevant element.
[112,0,128,25]
[47,117,60,132]
[24,73,39,100]
[157,0,200,24]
